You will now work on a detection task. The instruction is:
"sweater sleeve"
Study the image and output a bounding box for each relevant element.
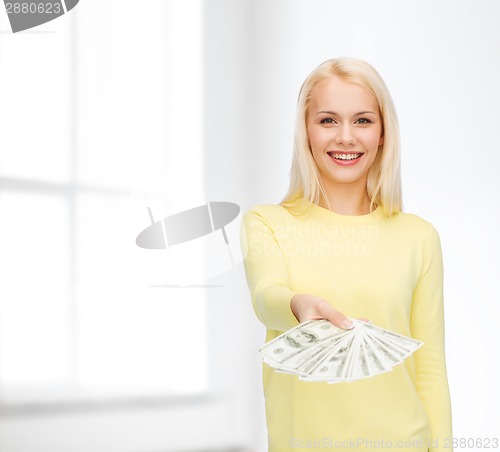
[239,206,301,333]
[410,223,453,452]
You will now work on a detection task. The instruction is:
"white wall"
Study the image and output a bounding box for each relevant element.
[203,1,268,449]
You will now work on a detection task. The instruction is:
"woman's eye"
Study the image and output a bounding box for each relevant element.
[320,118,335,124]
[355,117,372,124]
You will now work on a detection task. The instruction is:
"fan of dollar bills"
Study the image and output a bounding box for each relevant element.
[258,319,423,383]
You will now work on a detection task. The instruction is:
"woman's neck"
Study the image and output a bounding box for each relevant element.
[318,181,373,215]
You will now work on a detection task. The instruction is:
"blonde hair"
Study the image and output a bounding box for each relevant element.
[280,57,402,217]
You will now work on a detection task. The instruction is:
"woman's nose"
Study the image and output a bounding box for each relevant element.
[335,124,356,146]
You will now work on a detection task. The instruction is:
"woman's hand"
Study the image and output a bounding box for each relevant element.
[290,293,369,329]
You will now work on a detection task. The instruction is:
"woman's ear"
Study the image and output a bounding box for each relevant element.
[379,134,384,146]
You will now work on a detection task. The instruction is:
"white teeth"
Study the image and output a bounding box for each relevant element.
[330,153,362,160]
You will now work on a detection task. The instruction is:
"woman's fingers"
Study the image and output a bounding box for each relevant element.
[290,294,364,330]
[318,301,354,330]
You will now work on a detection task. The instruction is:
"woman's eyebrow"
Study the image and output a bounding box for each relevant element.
[315,110,376,115]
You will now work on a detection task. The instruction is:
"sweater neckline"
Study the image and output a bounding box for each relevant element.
[304,198,384,223]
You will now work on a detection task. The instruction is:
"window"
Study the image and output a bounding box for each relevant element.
[0,0,208,406]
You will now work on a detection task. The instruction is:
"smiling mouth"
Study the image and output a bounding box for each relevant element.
[327,152,364,161]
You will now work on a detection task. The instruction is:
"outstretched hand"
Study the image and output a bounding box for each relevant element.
[290,293,369,329]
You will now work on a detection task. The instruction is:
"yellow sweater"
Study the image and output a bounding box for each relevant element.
[240,198,453,452]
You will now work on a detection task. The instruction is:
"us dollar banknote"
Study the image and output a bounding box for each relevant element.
[258,319,423,383]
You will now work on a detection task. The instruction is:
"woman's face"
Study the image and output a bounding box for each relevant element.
[306,76,384,191]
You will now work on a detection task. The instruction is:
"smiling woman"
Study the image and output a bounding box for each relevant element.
[307,76,384,212]
[240,57,453,452]
[284,57,402,219]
